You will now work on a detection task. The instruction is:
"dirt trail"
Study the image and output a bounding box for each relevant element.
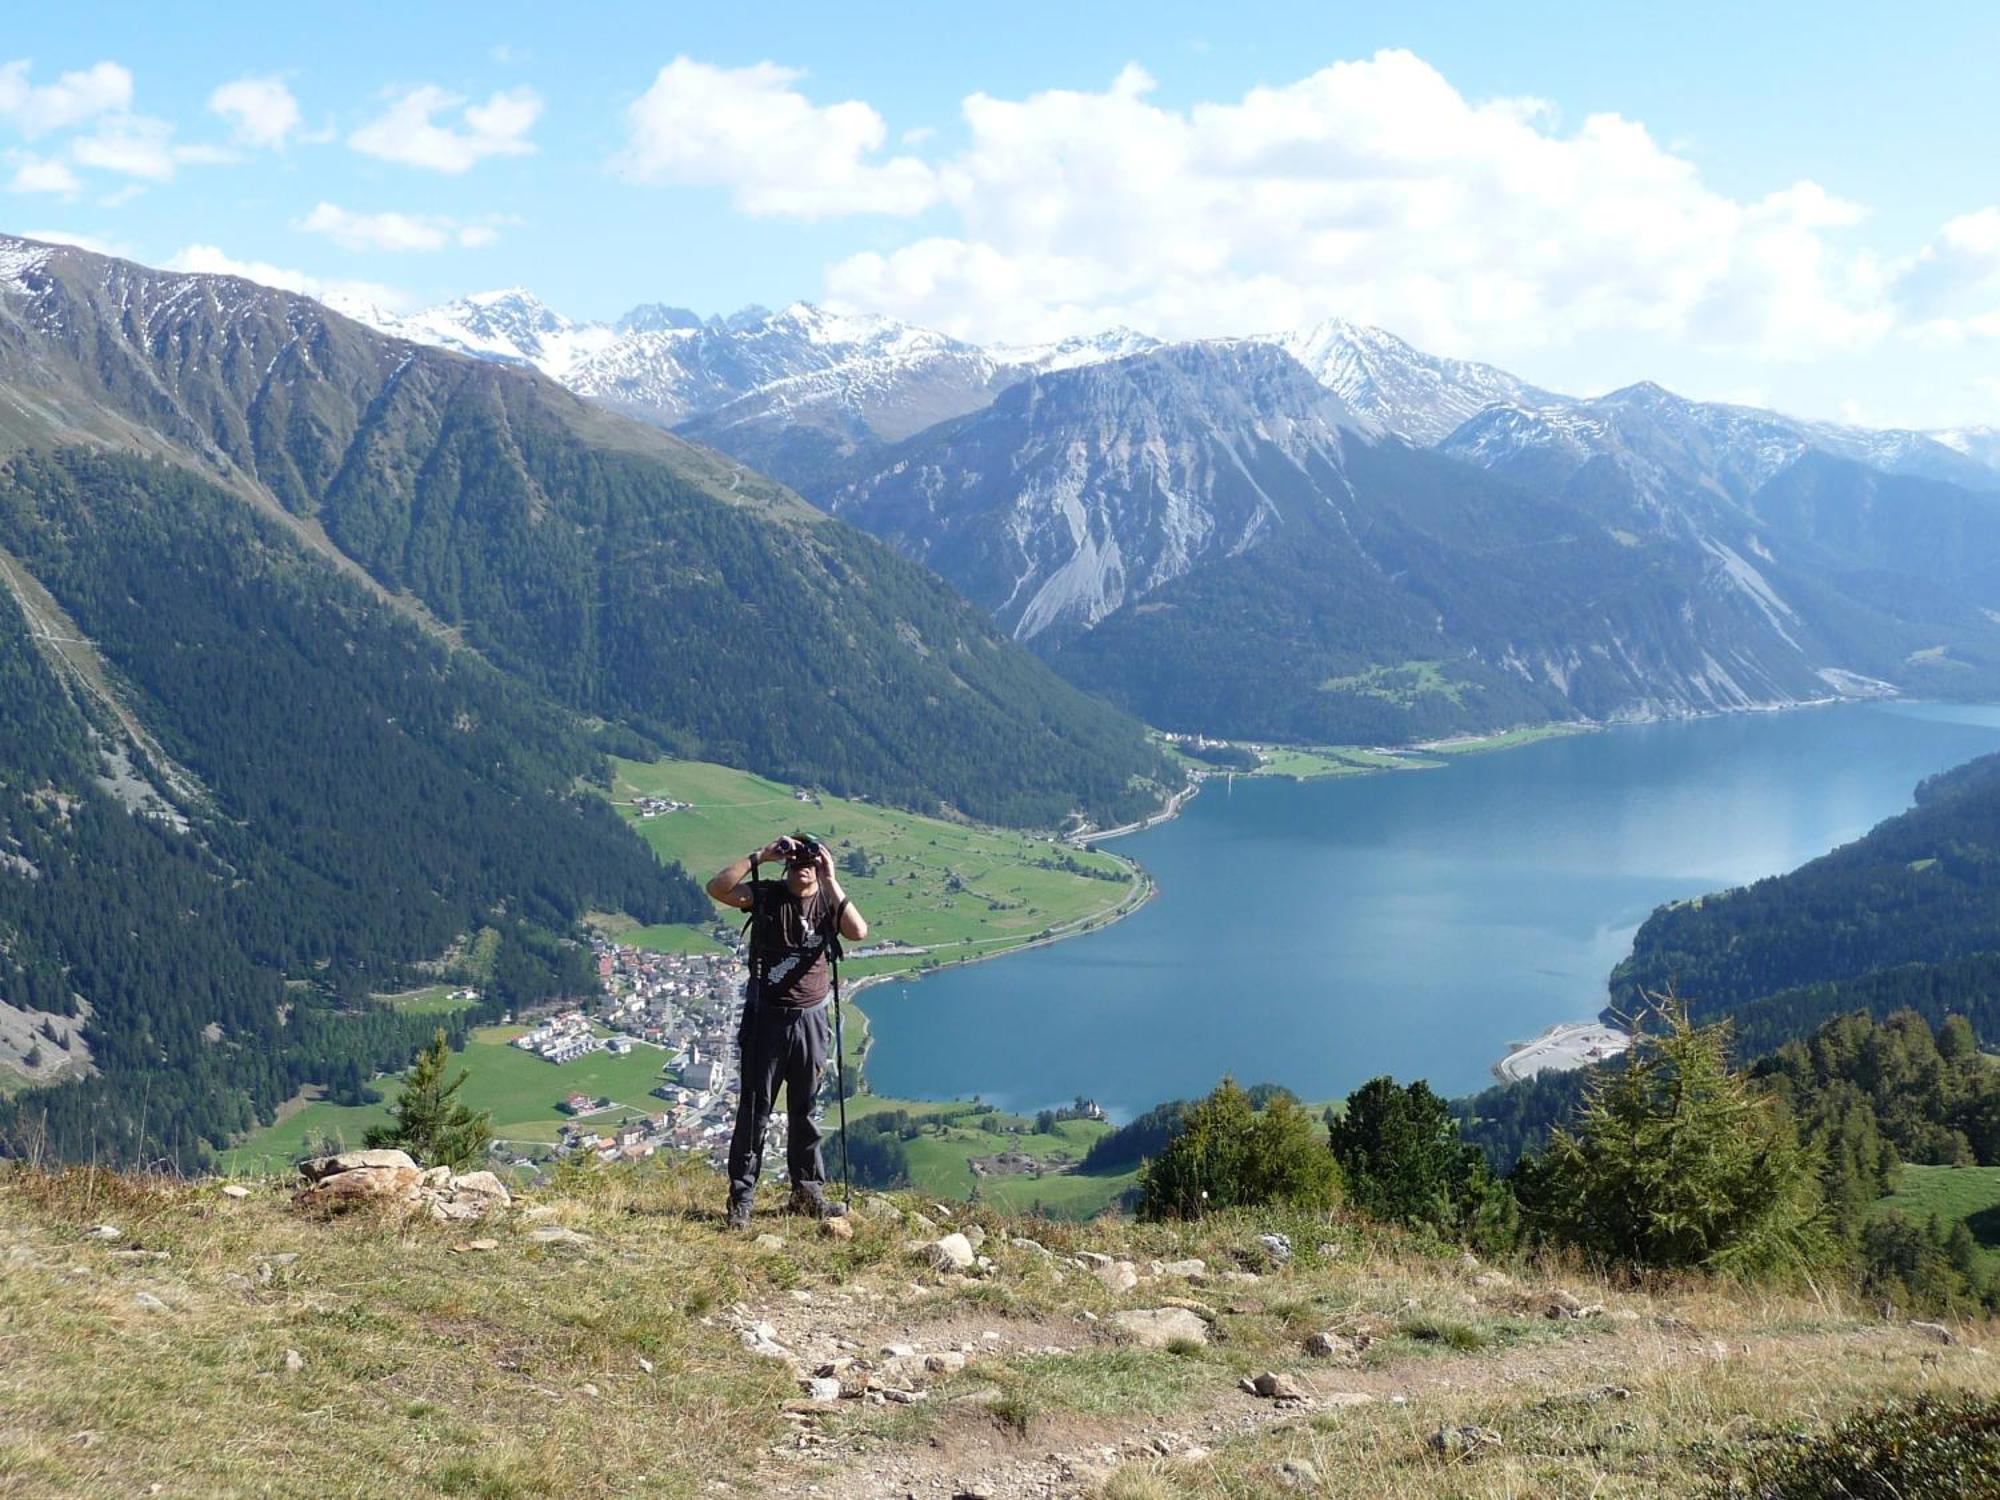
[734,1279,1982,1500]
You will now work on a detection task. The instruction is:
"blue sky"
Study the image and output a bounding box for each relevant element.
[7,1,1999,427]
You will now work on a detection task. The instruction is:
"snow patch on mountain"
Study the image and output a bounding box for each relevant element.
[0,238,53,296]
[1273,318,1567,445]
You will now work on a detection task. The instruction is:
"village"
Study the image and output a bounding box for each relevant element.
[518,936,818,1181]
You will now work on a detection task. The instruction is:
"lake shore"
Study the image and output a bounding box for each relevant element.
[1493,1021,1633,1083]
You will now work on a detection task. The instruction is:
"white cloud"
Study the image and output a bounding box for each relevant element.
[348,85,540,173]
[1895,206,2000,342]
[209,76,301,149]
[71,115,233,181]
[0,60,132,137]
[618,57,939,218]
[165,242,407,312]
[8,154,81,196]
[297,201,500,252]
[807,50,1919,360]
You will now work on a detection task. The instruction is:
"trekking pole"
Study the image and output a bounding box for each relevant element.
[830,939,852,1205]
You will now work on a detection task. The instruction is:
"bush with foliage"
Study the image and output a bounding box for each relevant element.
[363,1029,493,1170]
[1517,999,1828,1277]
[1701,1390,2000,1499]
[1139,1078,1339,1219]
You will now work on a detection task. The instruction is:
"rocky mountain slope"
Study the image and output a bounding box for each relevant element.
[826,339,2000,742]
[362,286,2000,492]
[3,1162,1990,1499]
[1271,318,1567,445]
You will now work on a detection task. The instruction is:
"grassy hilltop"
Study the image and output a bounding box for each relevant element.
[2,1161,1995,1500]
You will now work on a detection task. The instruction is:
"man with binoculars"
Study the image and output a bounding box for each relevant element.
[707,834,869,1228]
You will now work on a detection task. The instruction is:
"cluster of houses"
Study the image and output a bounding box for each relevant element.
[632,795,692,818]
[512,1009,615,1064]
[543,939,805,1177]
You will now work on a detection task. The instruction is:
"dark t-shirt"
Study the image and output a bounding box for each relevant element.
[748,879,834,1008]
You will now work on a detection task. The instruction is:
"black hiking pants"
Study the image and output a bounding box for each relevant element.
[727,998,830,1203]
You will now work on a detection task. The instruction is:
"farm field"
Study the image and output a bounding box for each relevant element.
[608,756,1144,978]
[223,1024,677,1175]
[1873,1163,2000,1276]
[851,1099,1135,1219]
[1254,744,1436,779]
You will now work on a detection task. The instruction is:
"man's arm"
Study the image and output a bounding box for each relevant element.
[707,842,790,911]
[815,846,870,941]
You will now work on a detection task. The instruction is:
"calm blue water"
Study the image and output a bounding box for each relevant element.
[862,702,2000,1117]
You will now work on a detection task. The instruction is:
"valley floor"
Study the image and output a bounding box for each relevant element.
[2,1163,1994,1499]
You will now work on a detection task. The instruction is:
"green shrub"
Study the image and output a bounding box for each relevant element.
[1702,1390,2000,1498]
[1138,1078,1340,1219]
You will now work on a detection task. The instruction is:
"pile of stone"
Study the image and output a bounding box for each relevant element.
[293,1149,511,1223]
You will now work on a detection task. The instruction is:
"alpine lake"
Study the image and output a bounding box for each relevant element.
[861,701,2000,1118]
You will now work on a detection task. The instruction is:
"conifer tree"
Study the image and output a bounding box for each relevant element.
[365,1029,492,1170]
[1331,1075,1518,1251]
[1521,997,1827,1277]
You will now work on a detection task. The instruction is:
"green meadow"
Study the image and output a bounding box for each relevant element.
[607,755,1145,977]
[1873,1164,2000,1276]
[224,1024,678,1174]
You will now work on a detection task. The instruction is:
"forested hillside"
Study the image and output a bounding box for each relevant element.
[0,236,1171,1169]
[0,235,1170,829]
[0,449,709,1165]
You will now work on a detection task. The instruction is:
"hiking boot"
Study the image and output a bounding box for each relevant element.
[725,1193,754,1230]
[788,1183,847,1220]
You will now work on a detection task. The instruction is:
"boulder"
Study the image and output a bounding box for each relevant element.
[527,1225,593,1249]
[1158,1258,1207,1279]
[1073,1251,1115,1270]
[446,1171,510,1203]
[300,1149,417,1183]
[220,1184,251,1200]
[754,1233,787,1251]
[1112,1308,1209,1349]
[820,1215,854,1242]
[1303,1330,1363,1360]
[924,1233,976,1272]
[1910,1320,1957,1345]
[1278,1459,1322,1490]
[297,1164,423,1209]
[1094,1260,1140,1294]
[1241,1370,1308,1402]
[1258,1232,1294,1266]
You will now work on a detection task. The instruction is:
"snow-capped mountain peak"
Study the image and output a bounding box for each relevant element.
[1273,317,1568,445]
